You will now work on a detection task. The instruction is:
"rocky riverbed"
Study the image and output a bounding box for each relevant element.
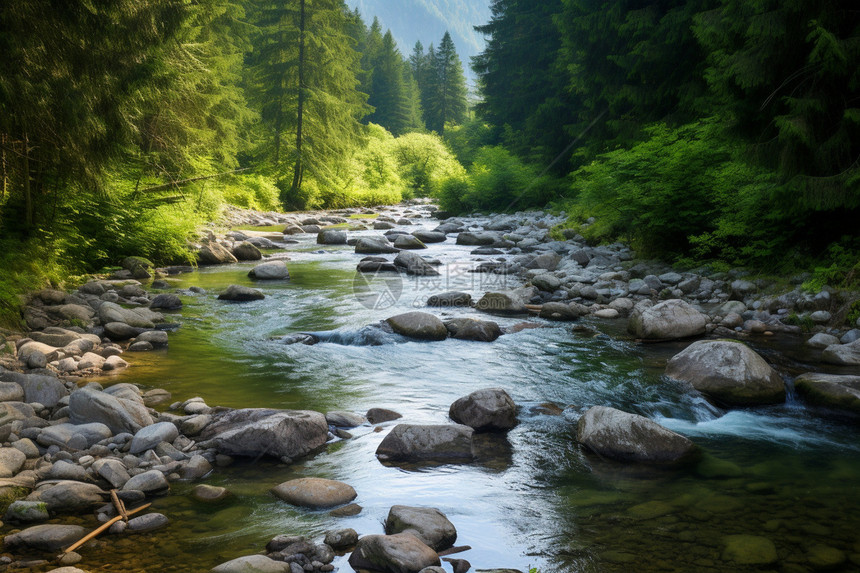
[0,200,858,573]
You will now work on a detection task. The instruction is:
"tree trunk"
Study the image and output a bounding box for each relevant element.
[1,133,7,201]
[288,0,307,206]
[23,132,32,232]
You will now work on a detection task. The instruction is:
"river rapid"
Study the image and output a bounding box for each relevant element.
[75,206,860,573]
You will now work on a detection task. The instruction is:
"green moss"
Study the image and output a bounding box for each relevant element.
[0,486,31,515]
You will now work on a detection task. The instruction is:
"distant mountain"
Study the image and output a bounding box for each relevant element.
[346,0,491,85]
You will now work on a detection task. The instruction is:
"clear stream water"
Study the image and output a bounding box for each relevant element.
[21,216,860,572]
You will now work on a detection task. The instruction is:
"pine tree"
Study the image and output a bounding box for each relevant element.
[366,31,422,135]
[423,32,468,133]
[247,0,370,208]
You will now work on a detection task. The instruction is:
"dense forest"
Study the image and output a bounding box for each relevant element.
[1,0,859,323]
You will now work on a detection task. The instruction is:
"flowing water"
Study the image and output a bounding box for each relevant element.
[26,217,860,572]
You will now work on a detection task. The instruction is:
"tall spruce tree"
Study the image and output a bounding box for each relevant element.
[366,31,422,135]
[0,0,188,232]
[423,32,468,133]
[247,0,370,208]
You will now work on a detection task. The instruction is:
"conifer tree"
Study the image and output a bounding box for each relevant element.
[422,32,468,133]
[247,0,370,208]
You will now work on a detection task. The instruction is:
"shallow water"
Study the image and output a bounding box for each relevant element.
[29,217,860,572]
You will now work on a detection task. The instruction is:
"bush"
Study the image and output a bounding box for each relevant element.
[220,174,280,211]
[389,132,465,197]
[435,145,563,213]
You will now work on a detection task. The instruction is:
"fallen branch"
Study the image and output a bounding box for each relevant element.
[63,502,152,554]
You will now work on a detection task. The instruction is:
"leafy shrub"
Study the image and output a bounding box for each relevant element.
[435,145,562,213]
[389,132,465,197]
[220,174,280,211]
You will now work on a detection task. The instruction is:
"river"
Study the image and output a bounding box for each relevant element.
[80,211,860,573]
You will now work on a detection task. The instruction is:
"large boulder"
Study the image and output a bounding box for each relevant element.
[794,373,860,416]
[394,252,440,277]
[576,406,697,464]
[17,341,61,364]
[218,285,265,302]
[444,318,502,342]
[68,387,154,434]
[271,477,357,509]
[394,235,427,250]
[197,242,238,265]
[0,447,26,478]
[411,231,447,244]
[376,424,475,464]
[248,261,289,281]
[356,237,399,255]
[822,339,860,366]
[665,340,785,406]
[475,292,527,317]
[3,524,87,552]
[98,302,159,328]
[628,299,708,340]
[385,506,457,551]
[318,229,348,245]
[386,312,448,341]
[199,408,328,461]
[211,555,290,573]
[427,292,472,308]
[232,241,263,261]
[0,372,67,407]
[33,481,108,513]
[449,388,517,431]
[348,533,441,573]
[123,470,169,494]
[37,422,113,449]
[150,293,182,311]
[129,422,180,454]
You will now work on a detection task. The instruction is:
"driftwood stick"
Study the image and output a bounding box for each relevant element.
[110,489,129,522]
[63,503,152,554]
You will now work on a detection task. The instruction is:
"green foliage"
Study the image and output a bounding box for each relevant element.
[220,174,281,211]
[801,238,860,292]
[435,146,562,213]
[847,300,860,326]
[782,313,815,333]
[443,119,495,165]
[389,132,465,197]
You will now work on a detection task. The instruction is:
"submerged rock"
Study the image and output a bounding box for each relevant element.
[444,318,502,342]
[628,299,708,341]
[449,388,517,431]
[665,340,785,407]
[721,534,778,565]
[248,261,289,280]
[576,406,697,464]
[218,285,265,302]
[427,292,472,308]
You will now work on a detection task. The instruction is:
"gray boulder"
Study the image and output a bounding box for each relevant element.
[35,481,107,513]
[476,292,528,316]
[411,231,447,244]
[576,406,697,464]
[199,408,328,460]
[179,454,213,480]
[807,333,840,349]
[233,241,263,261]
[325,411,367,428]
[123,470,169,494]
[129,422,180,454]
[628,299,708,340]
[3,524,86,552]
[376,424,475,464]
[385,505,457,551]
[394,235,427,250]
[69,387,153,434]
[318,229,348,245]
[98,302,158,328]
[248,261,289,280]
[0,447,26,478]
[394,251,440,276]
[127,513,169,532]
[218,285,265,302]
[449,388,517,431]
[271,477,357,509]
[540,302,584,321]
[325,528,359,549]
[794,373,860,416]
[348,533,441,573]
[427,292,472,308]
[822,339,860,366]
[386,312,448,341]
[198,242,238,265]
[150,293,182,310]
[211,555,290,573]
[444,318,502,342]
[666,340,785,406]
[0,372,67,408]
[92,458,132,489]
[456,232,497,246]
[36,422,112,450]
[4,500,50,523]
[356,237,399,255]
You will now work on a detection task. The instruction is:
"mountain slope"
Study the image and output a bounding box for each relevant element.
[346,0,490,83]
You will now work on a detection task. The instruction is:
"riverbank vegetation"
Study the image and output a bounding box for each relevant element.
[1,0,858,325]
[442,0,860,285]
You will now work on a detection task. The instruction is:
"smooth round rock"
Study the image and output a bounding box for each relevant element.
[271,477,357,509]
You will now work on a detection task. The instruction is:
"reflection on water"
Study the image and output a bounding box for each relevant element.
[47,222,860,572]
